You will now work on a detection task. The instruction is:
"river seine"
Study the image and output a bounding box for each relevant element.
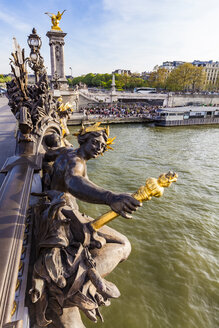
[68,124,219,328]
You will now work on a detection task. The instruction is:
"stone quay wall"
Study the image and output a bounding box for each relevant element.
[77,90,219,108]
[167,94,219,107]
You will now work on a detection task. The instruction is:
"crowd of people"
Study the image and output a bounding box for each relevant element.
[80,103,160,119]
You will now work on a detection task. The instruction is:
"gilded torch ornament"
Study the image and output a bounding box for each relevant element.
[91,171,178,231]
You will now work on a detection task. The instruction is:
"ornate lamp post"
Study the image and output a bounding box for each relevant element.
[27,28,44,82]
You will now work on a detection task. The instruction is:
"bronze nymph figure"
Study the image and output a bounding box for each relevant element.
[30,123,141,327]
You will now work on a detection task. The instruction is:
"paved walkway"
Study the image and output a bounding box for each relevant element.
[0,97,16,186]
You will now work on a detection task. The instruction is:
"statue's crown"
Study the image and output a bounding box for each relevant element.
[74,122,116,151]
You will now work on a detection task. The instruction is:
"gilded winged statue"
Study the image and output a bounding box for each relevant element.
[45,10,66,31]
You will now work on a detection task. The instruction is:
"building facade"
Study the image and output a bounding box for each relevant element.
[192,60,219,87]
[160,61,185,72]
[159,60,219,88]
[113,69,131,75]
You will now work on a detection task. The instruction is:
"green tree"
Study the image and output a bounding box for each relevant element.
[116,74,146,90]
[148,67,169,89]
[166,63,205,92]
[67,72,147,90]
[115,79,125,91]
[190,66,205,91]
[213,76,219,91]
[117,74,130,90]
[68,76,83,87]
[91,74,103,87]
[100,79,112,89]
[83,73,95,86]
[101,73,111,82]
[126,76,145,89]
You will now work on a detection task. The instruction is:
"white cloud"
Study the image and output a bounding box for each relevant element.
[1,0,219,75]
[96,0,219,72]
[0,11,31,31]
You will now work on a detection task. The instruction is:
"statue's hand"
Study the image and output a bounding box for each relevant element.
[109,193,141,219]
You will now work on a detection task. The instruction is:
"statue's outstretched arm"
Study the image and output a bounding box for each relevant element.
[66,175,140,218]
[66,174,112,204]
[91,171,178,230]
[64,159,140,218]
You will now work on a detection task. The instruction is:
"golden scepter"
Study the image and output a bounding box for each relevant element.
[90,171,178,231]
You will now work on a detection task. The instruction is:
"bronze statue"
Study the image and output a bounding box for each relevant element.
[30,123,141,327]
[45,10,66,31]
[29,121,177,328]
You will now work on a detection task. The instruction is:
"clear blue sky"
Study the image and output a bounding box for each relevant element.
[0,0,219,76]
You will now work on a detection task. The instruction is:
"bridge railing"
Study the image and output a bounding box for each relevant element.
[0,118,62,327]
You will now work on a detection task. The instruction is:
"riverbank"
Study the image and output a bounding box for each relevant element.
[68,113,151,125]
[68,113,151,126]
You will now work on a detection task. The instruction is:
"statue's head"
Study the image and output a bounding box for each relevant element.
[78,131,107,159]
[75,122,116,159]
[44,132,61,148]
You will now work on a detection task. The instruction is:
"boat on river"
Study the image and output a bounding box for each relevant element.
[152,106,219,126]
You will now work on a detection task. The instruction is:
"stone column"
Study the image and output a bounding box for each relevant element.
[61,45,65,78]
[111,73,116,93]
[111,73,117,102]
[50,44,56,77]
[46,30,68,90]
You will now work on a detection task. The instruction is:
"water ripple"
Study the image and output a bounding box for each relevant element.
[68,124,219,328]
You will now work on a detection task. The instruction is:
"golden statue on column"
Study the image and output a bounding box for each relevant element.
[45,10,66,31]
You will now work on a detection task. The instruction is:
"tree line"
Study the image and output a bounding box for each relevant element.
[2,63,218,92]
[68,63,219,92]
[68,72,147,91]
[148,64,207,92]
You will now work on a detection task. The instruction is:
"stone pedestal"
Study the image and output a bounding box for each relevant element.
[110,91,118,103]
[46,30,68,90]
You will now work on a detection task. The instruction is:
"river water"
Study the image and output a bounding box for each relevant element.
[68,124,219,328]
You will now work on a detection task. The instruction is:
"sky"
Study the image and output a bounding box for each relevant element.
[0,0,219,76]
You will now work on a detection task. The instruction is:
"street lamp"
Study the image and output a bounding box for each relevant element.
[69,66,73,78]
[27,28,42,51]
[27,28,44,83]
